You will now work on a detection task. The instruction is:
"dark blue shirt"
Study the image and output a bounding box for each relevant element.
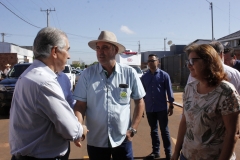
[233,60,240,72]
[141,68,174,112]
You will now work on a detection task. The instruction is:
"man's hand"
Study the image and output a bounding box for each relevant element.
[81,125,88,141]
[74,138,82,148]
[126,130,134,141]
[74,125,89,148]
[168,108,173,116]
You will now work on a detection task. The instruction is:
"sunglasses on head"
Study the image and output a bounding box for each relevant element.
[185,58,202,66]
[148,59,158,63]
[224,48,230,54]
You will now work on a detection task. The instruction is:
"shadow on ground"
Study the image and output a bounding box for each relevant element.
[69,157,167,160]
[0,114,9,120]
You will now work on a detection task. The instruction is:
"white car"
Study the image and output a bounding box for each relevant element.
[63,65,76,91]
[130,65,143,78]
[71,69,83,82]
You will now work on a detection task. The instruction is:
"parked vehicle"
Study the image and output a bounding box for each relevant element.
[0,62,31,115]
[71,69,82,82]
[115,49,143,78]
[63,65,76,91]
[130,65,143,78]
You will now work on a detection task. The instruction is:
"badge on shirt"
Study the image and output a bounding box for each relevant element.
[120,91,127,98]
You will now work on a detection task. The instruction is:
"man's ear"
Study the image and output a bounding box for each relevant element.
[51,46,58,58]
[115,48,119,54]
[220,52,224,60]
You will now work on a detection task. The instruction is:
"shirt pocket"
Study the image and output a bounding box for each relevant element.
[117,88,131,104]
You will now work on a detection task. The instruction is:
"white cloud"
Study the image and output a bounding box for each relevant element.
[120,25,135,34]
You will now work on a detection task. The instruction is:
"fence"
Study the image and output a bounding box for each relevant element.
[161,53,189,86]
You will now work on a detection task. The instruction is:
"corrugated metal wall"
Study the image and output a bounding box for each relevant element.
[161,53,189,86]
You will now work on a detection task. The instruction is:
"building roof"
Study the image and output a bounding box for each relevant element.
[191,39,212,44]
[218,30,240,41]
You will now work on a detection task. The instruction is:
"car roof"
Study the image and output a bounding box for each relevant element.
[14,63,32,66]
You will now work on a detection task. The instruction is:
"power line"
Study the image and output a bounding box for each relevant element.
[66,33,94,39]
[4,0,32,22]
[209,1,240,21]
[4,33,34,37]
[45,0,60,28]
[0,1,41,28]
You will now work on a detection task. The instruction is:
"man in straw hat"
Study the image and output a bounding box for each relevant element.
[4,63,11,76]
[73,30,146,160]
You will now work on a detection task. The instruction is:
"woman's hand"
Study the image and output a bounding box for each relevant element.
[171,152,180,160]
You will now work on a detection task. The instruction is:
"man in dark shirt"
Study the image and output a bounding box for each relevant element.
[141,54,174,160]
[224,47,240,72]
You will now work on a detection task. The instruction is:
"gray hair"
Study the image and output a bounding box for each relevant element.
[33,27,68,59]
[209,41,224,55]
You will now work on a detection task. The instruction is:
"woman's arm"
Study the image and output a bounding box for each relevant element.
[218,112,239,160]
[171,113,187,160]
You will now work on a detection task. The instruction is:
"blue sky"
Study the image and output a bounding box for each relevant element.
[1,0,240,64]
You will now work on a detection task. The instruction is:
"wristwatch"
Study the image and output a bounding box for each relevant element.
[169,105,174,109]
[128,127,137,136]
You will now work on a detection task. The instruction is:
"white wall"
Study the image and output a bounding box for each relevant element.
[0,42,33,63]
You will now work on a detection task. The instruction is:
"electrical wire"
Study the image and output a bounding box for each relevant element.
[0,1,42,28]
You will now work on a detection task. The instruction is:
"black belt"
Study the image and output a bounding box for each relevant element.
[12,155,63,160]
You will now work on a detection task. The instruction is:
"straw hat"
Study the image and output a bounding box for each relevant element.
[5,64,11,67]
[88,31,125,54]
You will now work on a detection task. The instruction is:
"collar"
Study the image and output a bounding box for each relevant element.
[33,60,58,79]
[97,62,121,74]
[148,68,160,74]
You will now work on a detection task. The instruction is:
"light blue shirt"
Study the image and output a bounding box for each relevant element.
[9,60,83,158]
[57,72,76,108]
[73,62,145,148]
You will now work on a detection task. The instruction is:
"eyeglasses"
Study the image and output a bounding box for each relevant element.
[185,58,202,66]
[148,59,158,63]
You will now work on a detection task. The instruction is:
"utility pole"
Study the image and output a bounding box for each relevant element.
[210,2,214,41]
[229,2,230,34]
[164,38,167,51]
[1,33,5,42]
[41,8,55,27]
[138,41,141,54]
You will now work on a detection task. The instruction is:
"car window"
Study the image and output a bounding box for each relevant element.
[132,66,142,74]
[72,70,81,74]
[8,65,30,77]
[63,66,70,73]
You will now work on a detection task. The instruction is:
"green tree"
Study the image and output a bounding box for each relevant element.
[80,62,85,69]
[72,62,80,69]
[89,61,98,66]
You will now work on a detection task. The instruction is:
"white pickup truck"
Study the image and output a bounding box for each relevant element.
[115,49,143,78]
[63,64,76,90]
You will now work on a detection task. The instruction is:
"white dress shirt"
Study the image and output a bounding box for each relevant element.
[57,72,76,108]
[9,60,83,158]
